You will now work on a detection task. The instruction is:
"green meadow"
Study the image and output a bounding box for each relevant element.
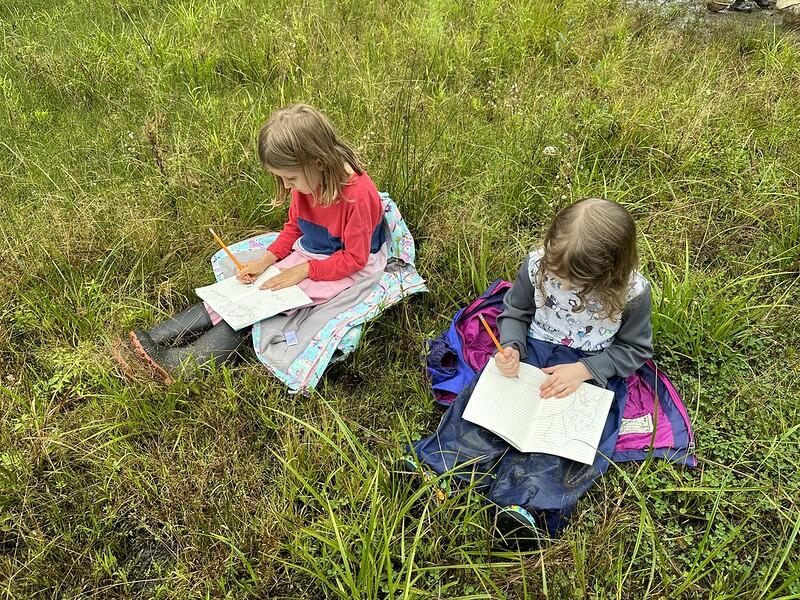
[1,0,799,597]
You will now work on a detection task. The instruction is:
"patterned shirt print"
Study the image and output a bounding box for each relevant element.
[526,249,649,352]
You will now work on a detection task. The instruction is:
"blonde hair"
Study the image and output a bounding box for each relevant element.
[537,197,638,320]
[257,103,362,207]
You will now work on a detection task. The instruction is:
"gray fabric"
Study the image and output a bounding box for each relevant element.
[253,269,385,371]
[497,255,654,388]
[497,256,537,360]
[577,288,653,388]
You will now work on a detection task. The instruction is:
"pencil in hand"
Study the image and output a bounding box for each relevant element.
[209,227,245,271]
[478,314,519,379]
[478,314,504,353]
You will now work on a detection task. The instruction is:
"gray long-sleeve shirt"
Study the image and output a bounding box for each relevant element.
[497,255,654,388]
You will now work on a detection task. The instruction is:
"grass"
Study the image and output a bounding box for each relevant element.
[1,0,799,597]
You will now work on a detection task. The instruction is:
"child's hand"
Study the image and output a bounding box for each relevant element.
[494,347,520,378]
[237,262,265,283]
[237,251,276,283]
[260,263,309,291]
[540,362,592,399]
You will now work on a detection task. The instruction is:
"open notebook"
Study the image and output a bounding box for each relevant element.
[462,360,614,465]
[195,266,312,331]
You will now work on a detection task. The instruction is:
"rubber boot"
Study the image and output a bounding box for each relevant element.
[130,321,251,384]
[494,505,542,551]
[132,302,214,349]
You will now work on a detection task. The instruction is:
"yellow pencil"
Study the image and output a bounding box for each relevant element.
[478,314,504,354]
[479,313,519,378]
[209,228,245,271]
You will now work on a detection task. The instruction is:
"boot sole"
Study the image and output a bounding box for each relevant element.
[111,339,162,384]
[494,507,541,551]
[110,338,135,380]
[129,331,174,385]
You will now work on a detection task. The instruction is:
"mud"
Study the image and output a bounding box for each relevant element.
[626,0,800,32]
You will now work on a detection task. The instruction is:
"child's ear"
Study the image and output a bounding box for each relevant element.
[314,158,324,171]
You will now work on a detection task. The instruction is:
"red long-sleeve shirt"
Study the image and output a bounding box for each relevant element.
[267,172,386,281]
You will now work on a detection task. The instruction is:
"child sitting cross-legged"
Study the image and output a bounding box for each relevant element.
[404,197,654,548]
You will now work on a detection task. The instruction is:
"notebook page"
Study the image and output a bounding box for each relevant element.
[462,361,544,450]
[197,266,276,300]
[525,380,614,465]
[195,266,312,330]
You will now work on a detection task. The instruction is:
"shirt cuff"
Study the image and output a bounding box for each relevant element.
[497,337,528,360]
[306,260,321,281]
[578,356,610,388]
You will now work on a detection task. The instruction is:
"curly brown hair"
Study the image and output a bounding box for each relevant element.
[257,103,362,206]
[536,197,638,320]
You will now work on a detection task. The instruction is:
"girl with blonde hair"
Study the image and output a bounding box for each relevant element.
[119,104,388,383]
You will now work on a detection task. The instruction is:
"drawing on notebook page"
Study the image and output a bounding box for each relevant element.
[195,266,312,330]
[569,389,603,433]
[537,388,607,444]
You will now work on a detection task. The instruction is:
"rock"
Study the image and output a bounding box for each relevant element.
[783,7,800,26]
[706,0,731,11]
